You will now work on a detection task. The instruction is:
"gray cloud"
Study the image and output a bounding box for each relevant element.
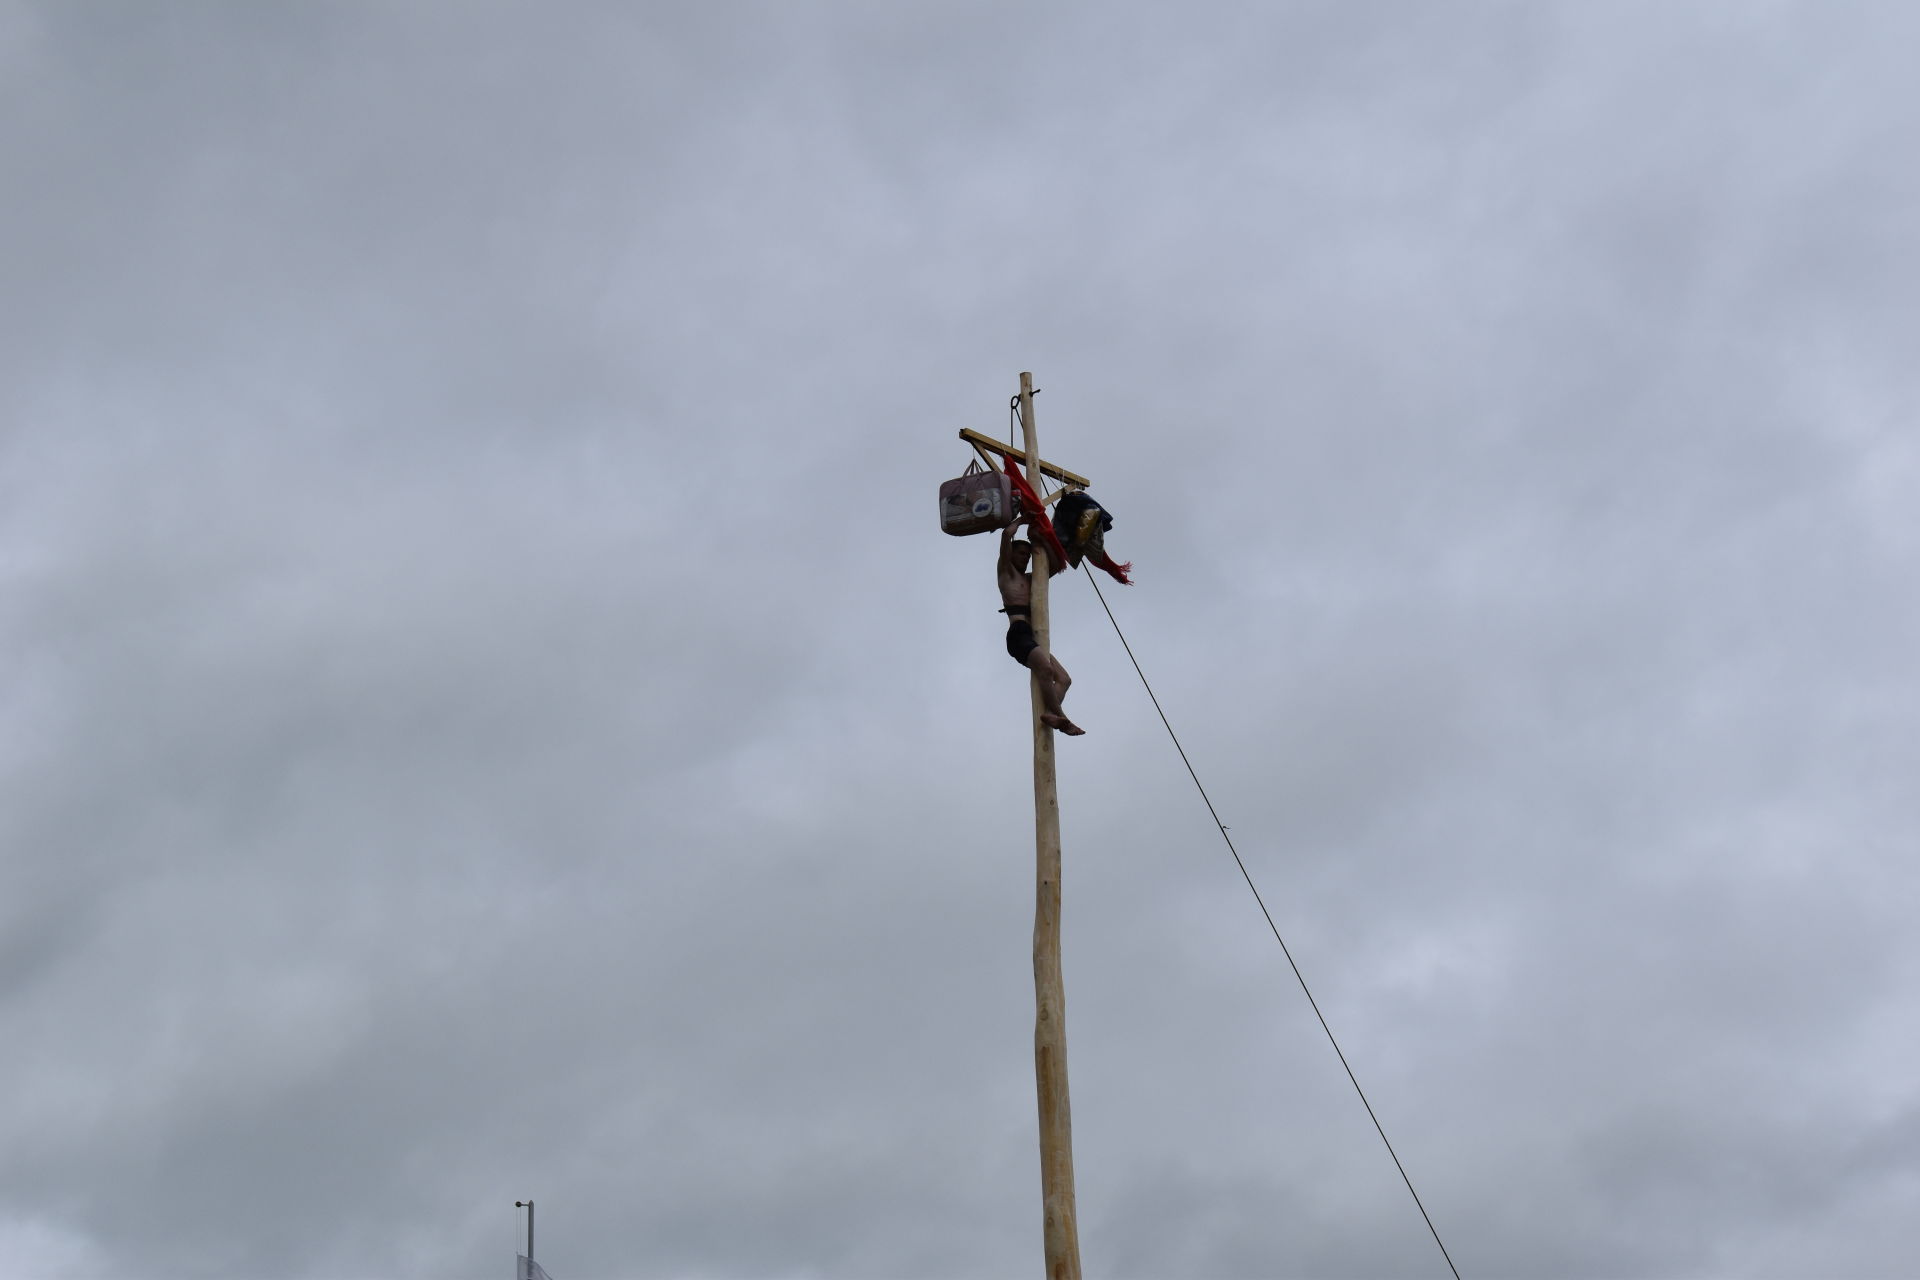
[4,2,1918,1277]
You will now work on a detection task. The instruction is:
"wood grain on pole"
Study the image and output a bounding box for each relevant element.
[1020,371,1082,1280]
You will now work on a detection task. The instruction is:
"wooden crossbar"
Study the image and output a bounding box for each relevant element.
[957,428,1091,490]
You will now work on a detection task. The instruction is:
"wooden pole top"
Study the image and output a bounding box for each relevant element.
[957,428,1092,490]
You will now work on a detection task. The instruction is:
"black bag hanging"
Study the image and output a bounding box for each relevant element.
[1052,491,1114,567]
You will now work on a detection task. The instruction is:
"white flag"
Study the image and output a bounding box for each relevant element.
[517,1255,553,1280]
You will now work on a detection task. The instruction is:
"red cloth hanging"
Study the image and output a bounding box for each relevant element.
[998,452,1072,576]
[1087,549,1133,586]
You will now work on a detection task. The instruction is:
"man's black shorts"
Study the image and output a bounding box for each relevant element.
[1006,619,1039,665]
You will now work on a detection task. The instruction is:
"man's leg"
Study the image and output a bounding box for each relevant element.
[1025,649,1085,735]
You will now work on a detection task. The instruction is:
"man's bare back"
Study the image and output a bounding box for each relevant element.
[997,555,1031,611]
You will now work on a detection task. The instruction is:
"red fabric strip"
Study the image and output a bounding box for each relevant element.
[1089,551,1133,586]
[999,452,1071,576]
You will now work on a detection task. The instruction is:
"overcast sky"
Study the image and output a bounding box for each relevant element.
[4,3,1918,1277]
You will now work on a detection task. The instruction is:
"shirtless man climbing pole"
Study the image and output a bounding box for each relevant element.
[998,512,1086,736]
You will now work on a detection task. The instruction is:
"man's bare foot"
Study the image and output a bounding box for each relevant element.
[1042,713,1086,736]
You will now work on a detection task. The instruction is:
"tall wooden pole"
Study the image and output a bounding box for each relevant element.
[1019,371,1082,1280]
